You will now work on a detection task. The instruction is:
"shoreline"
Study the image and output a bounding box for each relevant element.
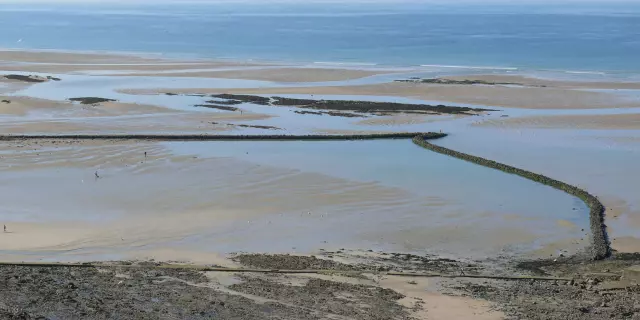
[5,47,640,79]
[5,48,640,85]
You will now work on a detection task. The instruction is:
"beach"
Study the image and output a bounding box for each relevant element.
[2,21,640,317]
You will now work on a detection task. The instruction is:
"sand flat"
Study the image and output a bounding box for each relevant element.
[446,74,640,90]
[0,140,434,258]
[0,95,174,117]
[114,67,393,82]
[124,82,637,109]
[0,113,272,134]
[0,49,270,74]
[476,113,640,130]
[0,94,272,133]
[0,138,589,262]
[0,62,267,74]
[378,276,504,320]
[0,77,34,94]
[355,114,458,126]
[0,95,75,116]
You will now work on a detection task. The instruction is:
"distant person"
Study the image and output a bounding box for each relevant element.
[144,152,147,158]
[3,225,6,233]
[95,170,100,179]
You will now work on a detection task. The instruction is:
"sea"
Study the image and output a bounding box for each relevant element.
[1,1,640,76]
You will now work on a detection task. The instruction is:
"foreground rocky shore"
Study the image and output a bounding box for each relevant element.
[2,251,640,320]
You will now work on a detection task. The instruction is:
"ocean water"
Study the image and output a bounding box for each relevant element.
[1,1,640,74]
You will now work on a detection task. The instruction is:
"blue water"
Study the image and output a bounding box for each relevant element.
[1,1,640,72]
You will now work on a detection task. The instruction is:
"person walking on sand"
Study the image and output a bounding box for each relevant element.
[95,170,100,179]
[3,225,6,233]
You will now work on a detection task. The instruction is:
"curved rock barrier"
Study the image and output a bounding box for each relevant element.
[411,136,610,260]
[0,132,609,260]
[0,132,446,142]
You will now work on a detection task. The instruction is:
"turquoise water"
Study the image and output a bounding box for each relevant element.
[1,2,640,74]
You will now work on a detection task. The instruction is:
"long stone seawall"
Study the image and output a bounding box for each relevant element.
[0,133,446,141]
[411,136,610,260]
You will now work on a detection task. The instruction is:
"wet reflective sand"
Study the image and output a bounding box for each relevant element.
[0,139,589,262]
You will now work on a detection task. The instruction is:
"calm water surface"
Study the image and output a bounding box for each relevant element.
[1,2,640,75]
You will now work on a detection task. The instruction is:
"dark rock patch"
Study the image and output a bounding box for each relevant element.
[236,124,281,130]
[68,97,117,105]
[3,74,47,83]
[396,77,548,88]
[195,104,239,111]
[234,254,363,271]
[294,110,366,118]
[205,99,243,106]
[230,276,409,320]
[210,94,271,105]
[211,93,494,115]
[294,110,324,116]
[210,122,281,130]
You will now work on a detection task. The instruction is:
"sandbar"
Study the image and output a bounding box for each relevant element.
[476,113,640,130]
[355,114,460,126]
[445,74,640,90]
[0,49,269,73]
[0,112,271,134]
[114,67,394,82]
[0,95,172,117]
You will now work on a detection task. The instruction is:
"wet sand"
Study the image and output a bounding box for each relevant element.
[476,113,640,130]
[355,114,459,126]
[0,138,590,263]
[0,49,269,74]
[0,95,172,117]
[0,140,427,258]
[0,77,32,94]
[0,113,273,134]
[0,93,272,134]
